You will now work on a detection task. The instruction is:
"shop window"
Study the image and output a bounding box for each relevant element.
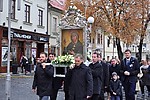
[1,47,8,66]
[25,42,31,60]
[11,46,17,61]
[51,46,56,54]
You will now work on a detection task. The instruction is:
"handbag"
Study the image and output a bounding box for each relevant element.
[136,79,141,91]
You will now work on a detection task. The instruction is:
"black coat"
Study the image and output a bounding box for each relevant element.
[100,61,110,88]
[109,79,122,96]
[46,59,64,90]
[120,57,140,83]
[32,63,54,96]
[66,63,93,100]
[141,66,150,85]
[109,64,121,78]
[89,62,103,94]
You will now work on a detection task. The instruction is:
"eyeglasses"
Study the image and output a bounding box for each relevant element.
[49,56,54,57]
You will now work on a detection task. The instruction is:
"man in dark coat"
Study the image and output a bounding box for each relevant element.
[66,54,93,100]
[32,52,54,100]
[89,52,103,100]
[120,49,140,100]
[47,53,64,100]
[97,54,109,100]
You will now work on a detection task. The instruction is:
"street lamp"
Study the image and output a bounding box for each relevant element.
[6,0,12,100]
[84,16,94,61]
[87,16,94,33]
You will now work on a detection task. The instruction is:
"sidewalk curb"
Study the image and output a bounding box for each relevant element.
[0,73,34,78]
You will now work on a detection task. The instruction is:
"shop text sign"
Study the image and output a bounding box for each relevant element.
[13,33,32,40]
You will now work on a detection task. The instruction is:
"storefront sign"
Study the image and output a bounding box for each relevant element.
[39,37,49,42]
[10,31,49,42]
[32,35,49,42]
[13,33,32,40]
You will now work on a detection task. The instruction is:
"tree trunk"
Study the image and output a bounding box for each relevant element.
[116,38,123,60]
[138,34,144,62]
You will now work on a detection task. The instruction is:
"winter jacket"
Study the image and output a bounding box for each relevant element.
[89,61,103,94]
[32,63,54,96]
[109,79,122,96]
[66,63,93,100]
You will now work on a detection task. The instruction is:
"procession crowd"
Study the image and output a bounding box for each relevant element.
[31,49,150,100]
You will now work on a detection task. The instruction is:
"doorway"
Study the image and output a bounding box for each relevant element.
[37,43,44,57]
[17,41,24,63]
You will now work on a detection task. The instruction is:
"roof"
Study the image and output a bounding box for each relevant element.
[49,0,66,11]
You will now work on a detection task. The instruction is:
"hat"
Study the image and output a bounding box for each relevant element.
[112,72,117,76]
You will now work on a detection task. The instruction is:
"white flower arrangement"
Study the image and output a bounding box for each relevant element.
[52,55,75,66]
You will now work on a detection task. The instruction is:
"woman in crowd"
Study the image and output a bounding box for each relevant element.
[138,60,150,97]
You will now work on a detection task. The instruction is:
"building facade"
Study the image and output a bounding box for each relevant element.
[0,0,49,72]
[48,0,65,56]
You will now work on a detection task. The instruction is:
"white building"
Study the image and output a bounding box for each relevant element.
[48,0,65,56]
[0,0,49,72]
[92,27,149,61]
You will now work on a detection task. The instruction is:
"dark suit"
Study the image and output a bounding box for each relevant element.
[66,63,93,100]
[89,62,103,100]
[120,57,140,100]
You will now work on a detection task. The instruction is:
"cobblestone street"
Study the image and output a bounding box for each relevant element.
[0,74,64,100]
[0,74,149,100]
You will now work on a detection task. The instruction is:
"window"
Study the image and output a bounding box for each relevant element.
[52,17,57,32]
[51,46,56,54]
[113,39,116,48]
[100,34,103,44]
[107,37,110,47]
[0,0,3,12]
[93,38,95,44]
[38,9,43,26]
[97,34,103,44]
[25,4,30,23]
[97,34,100,44]
[11,0,16,19]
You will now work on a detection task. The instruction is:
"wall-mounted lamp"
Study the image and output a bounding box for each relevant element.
[34,29,36,32]
[20,26,22,29]
[3,22,5,26]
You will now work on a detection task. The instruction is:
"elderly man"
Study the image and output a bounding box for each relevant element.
[65,54,93,100]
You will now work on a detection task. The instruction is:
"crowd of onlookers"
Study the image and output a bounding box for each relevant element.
[31,49,150,100]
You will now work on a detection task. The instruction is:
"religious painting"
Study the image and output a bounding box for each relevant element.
[61,29,83,55]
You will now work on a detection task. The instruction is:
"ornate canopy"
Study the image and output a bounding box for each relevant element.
[59,5,86,29]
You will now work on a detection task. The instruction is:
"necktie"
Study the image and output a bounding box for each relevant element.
[126,60,130,66]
